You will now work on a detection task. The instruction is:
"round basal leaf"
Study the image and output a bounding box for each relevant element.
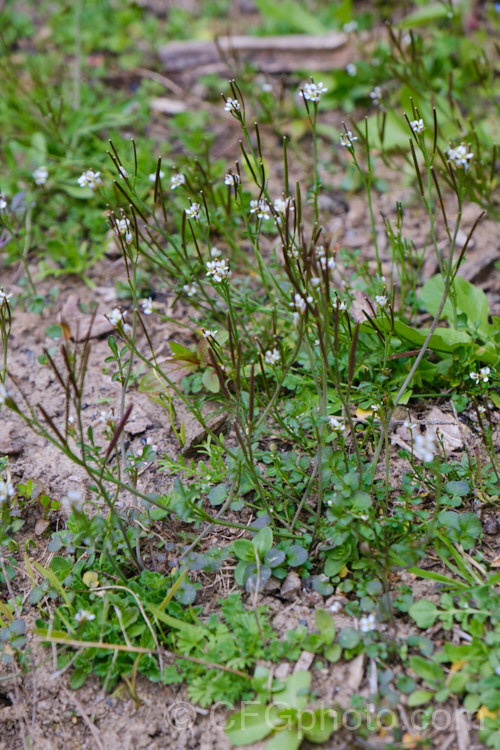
[252,527,273,556]
[302,709,336,743]
[226,703,276,745]
[264,549,286,568]
[324,643,342,662]
[312,575,333,597]
[208,483,227,506]
[444,480,470,497]
[338,627,360,650]
[287,545,308,567]
[365,579,383,596]
[409,600,439,629]
[251,514,271,530]
[174,583,197,605]
[407,689,434,707]
[233,539,255,562]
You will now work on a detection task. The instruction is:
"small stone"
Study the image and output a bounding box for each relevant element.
[0,422,24,455]
[483,516,499,535]
[280,571,301,600]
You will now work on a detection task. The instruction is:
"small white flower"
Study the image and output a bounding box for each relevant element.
[340,130,358,147]
[335,298,347,311]
[479,367,491,383]
[61,489,83,513]
[261,82,273,93]
[106,308,126,327]
[290,293,310,316]
[202,328,218,339]
[210,246,222,258]
[375,295,388,307]
[141,297,153,315]
[413,432,436,463]
[33,166,48,185]
[301,81,328,102]
[370,404,379,413]
[224,97,240,113]
[206,258,231,283]
[369,86,382,106]
[170,173,186,190]
[99,409,114,424]
[78,169,102,190]
[330,601,343,613]
[183,282,197,297]
[0,288,12,305]
[346,63,357,77]
[359,613,376,633]
[447,143,473,170]
[224,173,240,187]
[273,196,294,214]
[0,382,8,406]
[311,277,321,287]
[74,610,96,625]
[0,194,7,211]
[0,478,15,505]
[403,420,416,431]
[118,166,128,179]
[115,217,132,243]
[249,199,270,220]
[343,20,358,33]
[316,245,336,272]
[185,203,200,220]
[264,348,280,366]
[328,416,344,431]
[410,119,425,134]
[148,170,164,182]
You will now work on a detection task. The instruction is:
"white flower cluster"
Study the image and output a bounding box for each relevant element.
[185,203,200,220]
[0,477,15,506]
[0,288,12,306]
[359,613,376,633]
[115,217,132,243]
[340,130,358,148]
[75,610,95,625]
[141,297,153,315]
[370,86,382,106]
[106,308,131,334]
[290,293,312,326]
[224,97,240,113]
[346,63,357,77]
[264,348,280,366]
[375,295,388,308]
[410,119,425,134]
[170,173,185,190]
[470,366,490,384]
[183,282,197,297]
[224,173,240,187]
[206,258,231,283]
[301,81,328,102]
[273,196,294,214]
[77,169,102,190]
[328,416,345,431]
[202,328,217,339]
[316,245,336,272]
[0,194,7,211]
[250,199,270,220]
[447,143,473,170]
[148,169,165,182]
[33,166,48,185]
[413,432,436,463]
[343,21,358,33]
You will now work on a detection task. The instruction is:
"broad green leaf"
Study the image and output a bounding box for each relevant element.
[315,609,335,645]
[253,527,273,556]
[409,655,444,688]
[274,671,311,710]
[233,539,255,562]
[226,703,279,745]
[420,275,491,337]
[398,2,452,27]
[302,709,337,743]
[409,600,439,628]
[338,627,360,649]
[324,643,342,662]
[408,689,434,706]
[266,727,302,750]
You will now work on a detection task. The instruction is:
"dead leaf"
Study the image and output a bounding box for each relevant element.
[35,519,50,535]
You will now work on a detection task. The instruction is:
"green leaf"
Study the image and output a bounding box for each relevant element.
[324,643,342,662]
[420,274,491,338]
[409,600,439,628]
[265,727,302,750]
[398,2,453,28]
[226,703,279,745]
[407,690,434,707]
[315,609,335,645]
[302,709,336,743]
[287,545,308,567]
[409,655,444,688]
[338,627,360,649]
[274,671,311,710]
[253,527,273,556]
[233,539,255,562]
[202,367,220,393]
[208,483,227,507]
